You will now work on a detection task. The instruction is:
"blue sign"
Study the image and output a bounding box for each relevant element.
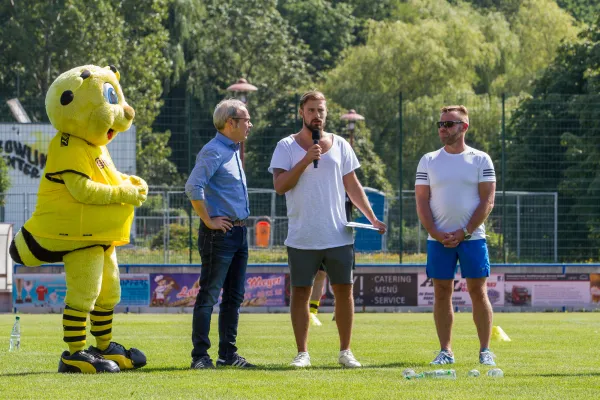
[354,189,386,252]
[120,274,150,306]
[13,274,67,309]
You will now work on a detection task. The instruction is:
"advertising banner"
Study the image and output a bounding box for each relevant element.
[356,273,418,306]
[504,273,590,306]
[301,273,418,307]
[13,274,67,308]
[149,272,286,308]
[14,273,151,309]
[590,274,600,304]
[418,274,505,306]
[243,274,286,307]
[149,273,199,307]
[120,274,150,306]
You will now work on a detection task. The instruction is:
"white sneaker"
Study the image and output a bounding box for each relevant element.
[338,349,362,368]
[290,352,311,367]
[309,313,322,326]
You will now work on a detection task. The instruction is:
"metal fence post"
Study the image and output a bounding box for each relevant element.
[166,192,171,264]
[23,193,28,225]
[187,91,193,264]
[398,92,403,263]
[294,94,300,132]
[269,190,276,248]
[516,194,521,260]
[501,93,507,263]
[554,192,558,262]
[162,191,168,265]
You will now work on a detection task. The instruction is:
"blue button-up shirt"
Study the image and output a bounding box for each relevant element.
[185,132,250,220]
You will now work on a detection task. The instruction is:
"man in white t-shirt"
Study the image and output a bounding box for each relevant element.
[415,105,497,367]
[269,90,386,368]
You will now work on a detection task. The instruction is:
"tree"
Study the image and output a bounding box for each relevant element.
[278,0,357,74]
[506,0,579,93]
[163,0,312,185]
[506,16,600,260]
[0,151,10,205]
[323,0,579,189]
[461,0,523,18]
[323,1,499,186]
[556,0,600,25]
[116,0,178,187]
[0,0,126,120]
[0,0,176,186]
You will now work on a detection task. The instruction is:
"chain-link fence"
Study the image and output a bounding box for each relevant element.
[2,188,557,265]
[1,93,598,263]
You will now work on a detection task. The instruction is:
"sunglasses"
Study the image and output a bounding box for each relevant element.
[437,120,464,129]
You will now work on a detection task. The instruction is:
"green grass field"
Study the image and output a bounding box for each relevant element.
[1,312,599,399]
[116,247,427,265]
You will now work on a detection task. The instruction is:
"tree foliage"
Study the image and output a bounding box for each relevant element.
[506,16,600,260]
[556,0,600,24]
[0,151,10,203]
[0,0,176,185]
[323,0,579,188]
[278,0,357,74]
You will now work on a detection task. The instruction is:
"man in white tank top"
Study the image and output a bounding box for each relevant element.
[269,91,386,368]
[415,105,497,367]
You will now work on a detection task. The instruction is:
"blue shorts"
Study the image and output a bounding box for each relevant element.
[426,239,490,280]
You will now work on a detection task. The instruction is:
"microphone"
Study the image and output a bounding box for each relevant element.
[312,129,320,168]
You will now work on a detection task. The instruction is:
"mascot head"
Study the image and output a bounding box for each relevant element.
[45,65,135,146]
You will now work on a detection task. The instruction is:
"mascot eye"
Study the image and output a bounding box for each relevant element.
[103,83,119,105]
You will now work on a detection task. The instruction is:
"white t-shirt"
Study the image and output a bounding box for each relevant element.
[415,146,496,240]
[268,134,360,249]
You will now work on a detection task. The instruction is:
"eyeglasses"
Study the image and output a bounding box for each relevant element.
[231,117,251,123]
[437,120,464,129]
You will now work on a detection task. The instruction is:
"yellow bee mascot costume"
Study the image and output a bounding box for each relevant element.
[9,65,148,373]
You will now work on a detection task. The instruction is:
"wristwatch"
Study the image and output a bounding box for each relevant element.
[462,227,472,240]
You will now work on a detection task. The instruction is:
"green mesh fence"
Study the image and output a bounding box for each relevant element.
[1,93,598,263]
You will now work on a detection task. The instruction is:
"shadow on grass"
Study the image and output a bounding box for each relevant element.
[523,372,600,378]
[0,371,57,377]
[0,362,433,376]
[138,362,430,372]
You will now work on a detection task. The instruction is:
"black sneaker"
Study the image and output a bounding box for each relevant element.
[190,355,215,369]
[58,350,120,374]
[216,353,256,368]
[88,342,147,370]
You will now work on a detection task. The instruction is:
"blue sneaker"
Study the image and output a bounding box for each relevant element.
[430,350,455,365]
[479,350,496,366]
[216,353,256,368]
[190,355,215,369]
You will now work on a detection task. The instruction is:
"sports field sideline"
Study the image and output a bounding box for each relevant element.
[1,313,599,399]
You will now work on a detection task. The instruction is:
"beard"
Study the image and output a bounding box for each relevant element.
[440,130,461,145]
[304,117,325,132]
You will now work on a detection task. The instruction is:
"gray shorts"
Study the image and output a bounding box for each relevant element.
[287,244,354,287]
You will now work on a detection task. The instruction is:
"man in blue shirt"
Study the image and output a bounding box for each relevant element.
[185,99,254,369]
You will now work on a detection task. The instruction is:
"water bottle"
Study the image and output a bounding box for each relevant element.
[9,316,21,351]
[428,369,457,380]
[402,368,416,378]
[468,369,481,377]
[406,369,456,380]
[487,368,504,378]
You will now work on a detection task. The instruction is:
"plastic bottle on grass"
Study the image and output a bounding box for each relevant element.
[9,316,21,351]
[402,368,416,378]
[405,369,456,380]
[468,369,481,377]
[487,368,504,378]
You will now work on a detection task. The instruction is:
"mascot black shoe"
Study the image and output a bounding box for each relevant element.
[58,350,120,374]
[88,342,147,370]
